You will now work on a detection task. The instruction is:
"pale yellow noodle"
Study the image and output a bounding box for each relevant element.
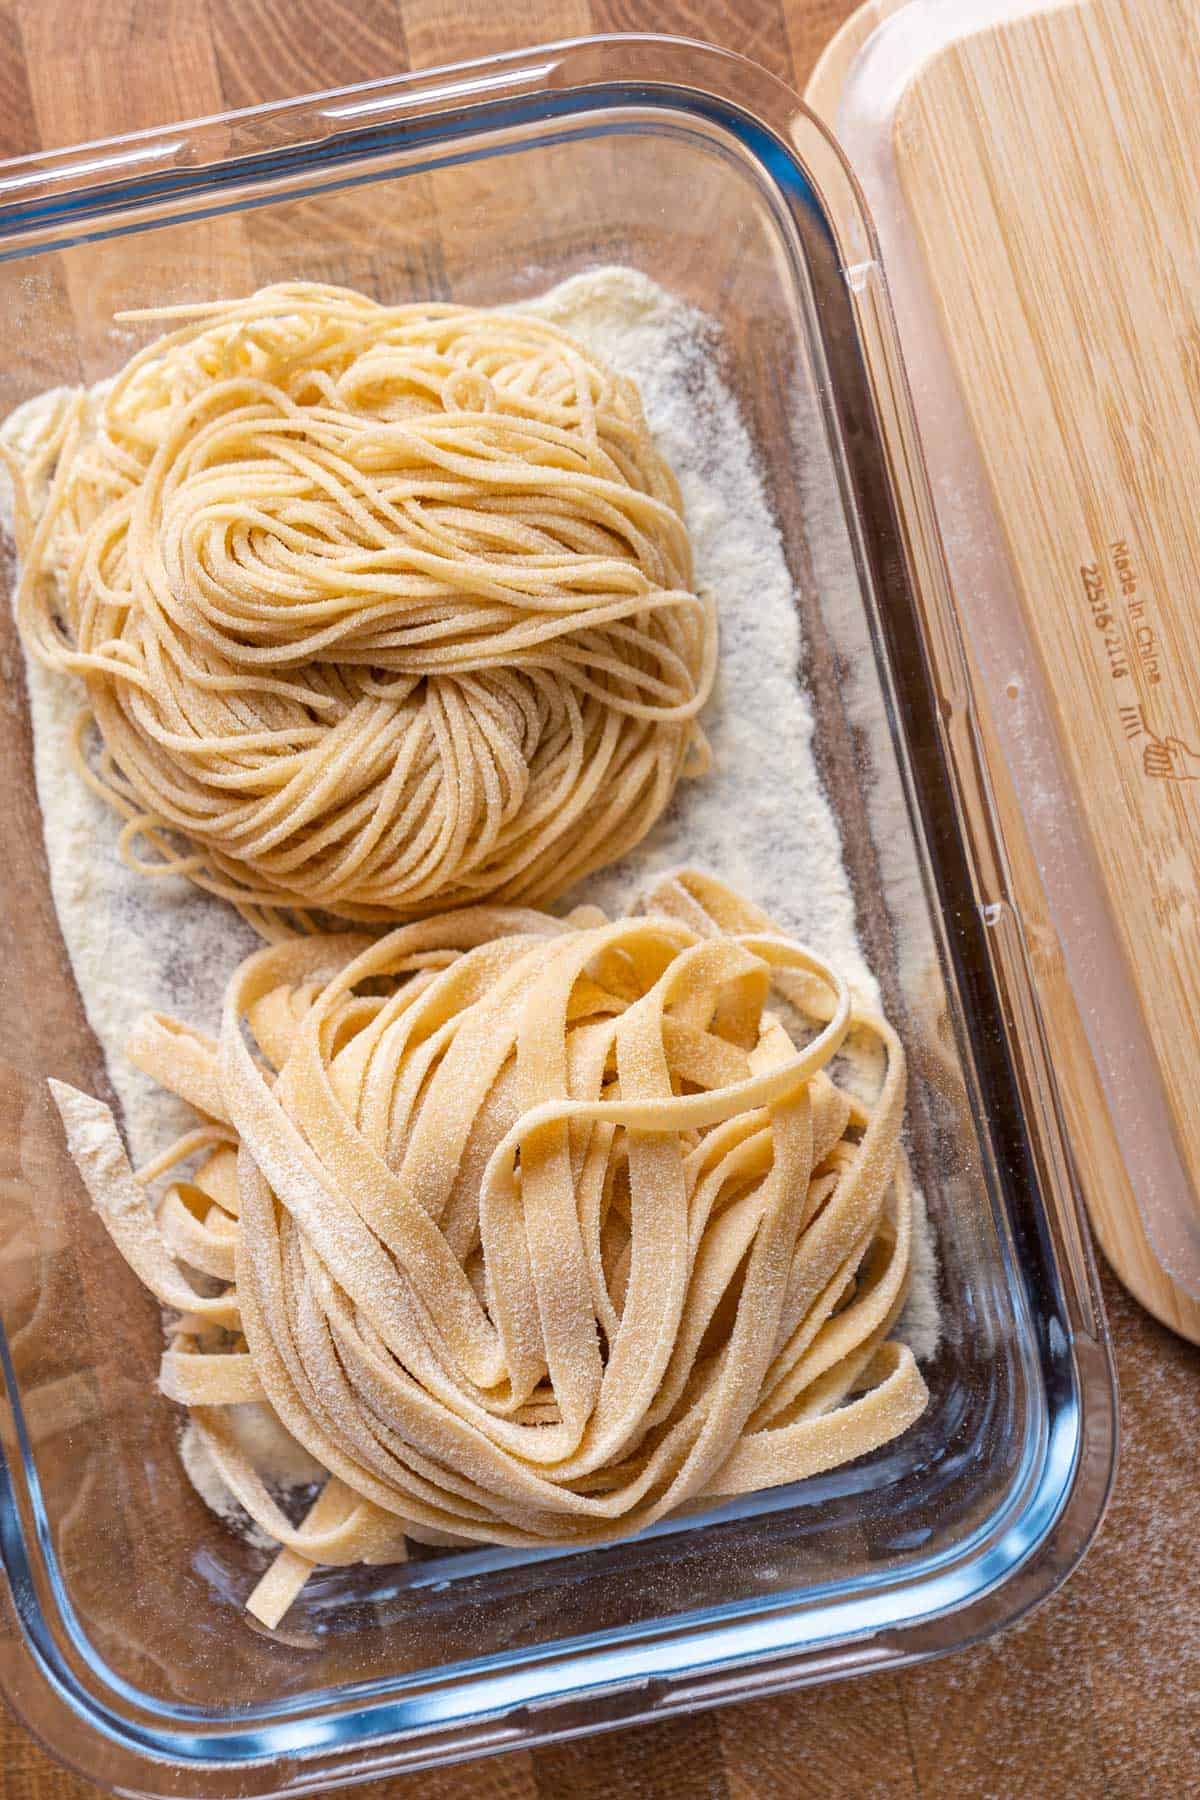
[7,283,716,935]
[52,871,927,1629]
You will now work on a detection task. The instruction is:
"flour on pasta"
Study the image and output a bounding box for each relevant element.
[3,268,940,1513]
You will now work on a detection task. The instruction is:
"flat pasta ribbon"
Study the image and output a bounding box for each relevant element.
[7,283,716,936]
[52,871,927,1627]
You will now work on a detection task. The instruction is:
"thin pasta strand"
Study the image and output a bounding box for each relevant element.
[8,283,716,936]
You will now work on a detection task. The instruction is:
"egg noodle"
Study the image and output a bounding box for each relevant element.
[53,869,926,1628]
[7,283,715,935]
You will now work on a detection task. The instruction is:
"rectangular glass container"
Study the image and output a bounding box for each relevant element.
[0,34,1116,1796]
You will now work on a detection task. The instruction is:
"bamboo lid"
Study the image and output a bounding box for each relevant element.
[810,0,1200,1340]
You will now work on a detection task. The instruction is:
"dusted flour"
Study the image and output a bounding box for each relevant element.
[3,265,939,1531]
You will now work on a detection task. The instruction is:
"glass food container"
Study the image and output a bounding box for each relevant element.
[0,34,1117,1796]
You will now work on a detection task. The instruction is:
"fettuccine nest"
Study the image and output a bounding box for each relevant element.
[55,871,927,1628]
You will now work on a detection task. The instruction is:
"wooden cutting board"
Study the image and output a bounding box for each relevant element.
[808,0,1200,1344]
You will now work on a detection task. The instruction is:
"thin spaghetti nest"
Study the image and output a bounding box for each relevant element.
[54,870,927,1628]
[8,282,715,934]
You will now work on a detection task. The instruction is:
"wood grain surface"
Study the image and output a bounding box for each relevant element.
[807,0,1200,1340]
[887,0,1200,1339]
[0,2,1196,1798]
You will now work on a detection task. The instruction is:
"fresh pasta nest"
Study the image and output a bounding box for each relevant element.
[54,870,927,1628]
[9,282,715,933]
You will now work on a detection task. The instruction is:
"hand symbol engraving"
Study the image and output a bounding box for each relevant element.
[1143,732,1200,781]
